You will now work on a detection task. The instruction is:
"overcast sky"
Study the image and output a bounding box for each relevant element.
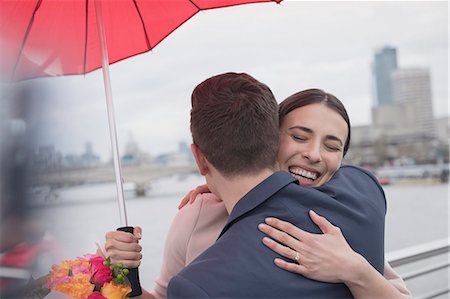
[29,1,448,160]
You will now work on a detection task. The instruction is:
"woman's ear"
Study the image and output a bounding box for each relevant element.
[191,143,209,176]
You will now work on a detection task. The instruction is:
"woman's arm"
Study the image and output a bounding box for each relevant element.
[102,193,225,299]
[258,210,410,299]
[383,261,412,297]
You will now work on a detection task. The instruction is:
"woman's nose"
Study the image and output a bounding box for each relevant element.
[302,144,322,163]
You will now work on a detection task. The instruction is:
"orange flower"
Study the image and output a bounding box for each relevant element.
[45,255,130,298]
[53,273,95,299]
[100,281,132,299]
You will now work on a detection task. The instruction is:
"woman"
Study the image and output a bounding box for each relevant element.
[103,89,410,298]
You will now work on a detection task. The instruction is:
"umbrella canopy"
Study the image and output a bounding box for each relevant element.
[1,0,281,81]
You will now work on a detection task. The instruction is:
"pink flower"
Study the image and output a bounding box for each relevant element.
[89,256,112,286]
[72,265,90,275]
[91,266,113,286]
[89,255,106,271]
[45,276,71,289]
[87,291,107,299]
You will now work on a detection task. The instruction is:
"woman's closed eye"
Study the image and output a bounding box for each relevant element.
[292,135,307,142]
[324,143,342,152]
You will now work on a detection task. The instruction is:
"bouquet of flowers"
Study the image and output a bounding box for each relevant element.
[41,254,131,299]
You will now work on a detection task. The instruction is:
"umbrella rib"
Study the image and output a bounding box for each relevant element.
[11,0,43,80]
[83,0,89,75]
[188,0,201,11]
[133,0,152,50]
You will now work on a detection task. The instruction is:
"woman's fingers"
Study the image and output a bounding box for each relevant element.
[104,230,143,268]
[261,236,300,262]
[258,223,302,253]
[105,236,142,253]
[133,226,142,239]
[274,258,308,275]
[178,190,193,209]
[108,250,143,268]
[189,188,198,204]
[106,231,139,243]
[309,210,339,235]
[189,184,210,203]
[264,217,310,241]
[179,184,211,209]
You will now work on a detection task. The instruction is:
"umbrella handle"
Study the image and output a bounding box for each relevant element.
[117,226,143,297]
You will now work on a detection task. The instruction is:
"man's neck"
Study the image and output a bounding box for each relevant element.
[213,169,275,214]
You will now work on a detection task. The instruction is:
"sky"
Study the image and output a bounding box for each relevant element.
[21,0,449,161]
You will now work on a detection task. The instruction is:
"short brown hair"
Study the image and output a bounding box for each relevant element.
[279,89,351,156]
[191,72,279,177]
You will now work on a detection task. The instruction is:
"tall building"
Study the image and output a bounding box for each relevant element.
[373,46,398,106]
[391,68,435,137]
[348,47,443,166]
[366,67,437,164]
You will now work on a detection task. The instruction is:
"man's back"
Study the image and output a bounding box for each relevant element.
[168,166,386,298]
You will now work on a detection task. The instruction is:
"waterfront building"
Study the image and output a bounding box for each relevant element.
[80,142,100,166]
[391,68,435,137]
[153,141,194,167]
[32,145,63,171]
[121,135,151,166]
[347,49,444,166]
[347,116,447,167]
[372,46,398,106]
[366,68,435,164]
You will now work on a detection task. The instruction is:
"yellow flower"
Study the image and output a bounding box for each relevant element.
[53,273,94,299]
[100,281,132,299]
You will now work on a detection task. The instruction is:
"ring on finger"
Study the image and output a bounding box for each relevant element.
[294,251,300,264]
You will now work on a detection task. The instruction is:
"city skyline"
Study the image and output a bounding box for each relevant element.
[22,1,448,160]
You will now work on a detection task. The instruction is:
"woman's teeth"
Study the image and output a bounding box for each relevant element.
[289,167,318,181]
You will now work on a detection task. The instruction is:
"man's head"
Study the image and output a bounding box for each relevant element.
[190,72,279,178]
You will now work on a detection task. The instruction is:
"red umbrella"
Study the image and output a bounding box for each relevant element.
[1,0,282,295]
[1,0,282,223]
[2,0,282,80]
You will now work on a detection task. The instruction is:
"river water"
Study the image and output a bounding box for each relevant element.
[29,173,449,291]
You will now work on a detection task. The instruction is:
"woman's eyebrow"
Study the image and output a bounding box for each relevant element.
[289,126,312,134]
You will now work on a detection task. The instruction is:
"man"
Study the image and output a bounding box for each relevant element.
[167,72,385,298]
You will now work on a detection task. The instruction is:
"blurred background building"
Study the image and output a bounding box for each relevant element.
[373,46,398,106]
[346,46,448,171]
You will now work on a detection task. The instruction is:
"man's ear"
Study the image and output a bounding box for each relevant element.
[191,143,209,176]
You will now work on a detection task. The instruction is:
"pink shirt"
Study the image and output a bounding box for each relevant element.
[151,193,411,298]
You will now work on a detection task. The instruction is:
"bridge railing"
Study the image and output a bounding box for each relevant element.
[386,238,449,299]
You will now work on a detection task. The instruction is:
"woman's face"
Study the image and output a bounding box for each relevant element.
[277,103,348,187]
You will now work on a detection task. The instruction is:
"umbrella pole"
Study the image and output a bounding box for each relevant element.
[94,3,143,296]
[94,0,127,227]
[94,4,143,297]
